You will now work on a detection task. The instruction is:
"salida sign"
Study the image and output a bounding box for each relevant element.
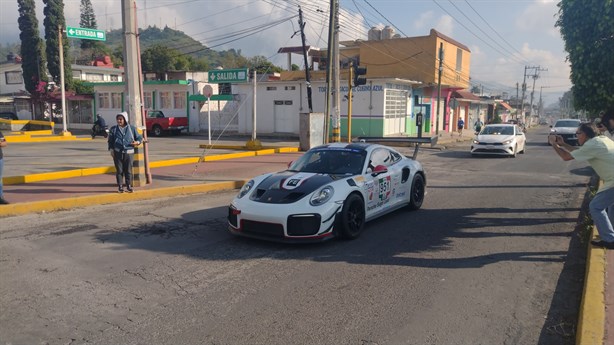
[208,68,249,83]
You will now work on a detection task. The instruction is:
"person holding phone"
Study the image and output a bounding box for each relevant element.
[549,122,614,249]
[0,131,8,204]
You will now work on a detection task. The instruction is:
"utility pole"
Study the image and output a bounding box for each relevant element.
[528,66,547,120]
[347,62,353,143]
[520,66,529,122]
[331,0,340,142]
[435,42,444,136]
[298,6,313,113]
[538,86,543,118]
[515,82,519,120]
[520,65,545,125]
[323,0,336,143]
[121,0,147,186]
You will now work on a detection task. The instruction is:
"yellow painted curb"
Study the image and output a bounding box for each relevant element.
[149,157,201,168]
[203,151,255,161]
[0,180,249,218]
[6,135,80,143]
[4,166,115,185]
[277,147,300,153]
[198,144,301,152]
[255,149,276,155]
[576,228,606,345]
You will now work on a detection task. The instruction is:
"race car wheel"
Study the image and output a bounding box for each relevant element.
[408,174,425,210]
[339,194,365,240]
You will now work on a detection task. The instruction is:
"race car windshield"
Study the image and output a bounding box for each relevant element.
[289,149,366,175]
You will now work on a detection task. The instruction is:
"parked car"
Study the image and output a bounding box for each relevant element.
[548,118,581,145]
[228,142,427,242]
[145,110,188,136]
[0,111,18,120]
[471,124,526,157]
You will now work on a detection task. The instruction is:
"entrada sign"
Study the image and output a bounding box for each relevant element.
[66,26,106,41]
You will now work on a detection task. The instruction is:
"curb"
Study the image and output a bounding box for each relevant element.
[576,227,606,345]
[0,180,249,218]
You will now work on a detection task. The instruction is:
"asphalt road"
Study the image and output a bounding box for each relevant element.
[0,127,588,344]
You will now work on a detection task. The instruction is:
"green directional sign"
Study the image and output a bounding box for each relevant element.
[66,26,106,41]
[208,68,249,83]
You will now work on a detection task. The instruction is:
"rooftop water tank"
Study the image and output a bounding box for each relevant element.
[382,25,395,39]
[368,27,381,41]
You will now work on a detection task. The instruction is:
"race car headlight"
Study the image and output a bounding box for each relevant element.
[502,139,513,145]
[473,139,480,144]
[310,186,334,206]
[238,180,255,198]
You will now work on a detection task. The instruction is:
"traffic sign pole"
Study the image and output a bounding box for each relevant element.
[59,26,69,135]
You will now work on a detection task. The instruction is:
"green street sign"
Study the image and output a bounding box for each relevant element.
[208,68,249,83]
[66,26,106,41]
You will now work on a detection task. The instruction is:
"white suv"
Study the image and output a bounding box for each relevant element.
[548,119,581,145]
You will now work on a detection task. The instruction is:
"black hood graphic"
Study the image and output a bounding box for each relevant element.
[249,171,336,204]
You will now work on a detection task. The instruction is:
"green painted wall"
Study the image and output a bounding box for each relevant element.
[338,118,384,137]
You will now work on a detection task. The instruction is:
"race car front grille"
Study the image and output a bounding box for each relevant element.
[241,220,285,238]
[287,214,321,236]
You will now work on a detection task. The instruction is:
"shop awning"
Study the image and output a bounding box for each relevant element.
[188,94,234,101]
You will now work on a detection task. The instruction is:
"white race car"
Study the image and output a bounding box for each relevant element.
[228,142,427,242]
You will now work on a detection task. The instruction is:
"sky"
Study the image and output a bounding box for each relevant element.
[0,0,571,105]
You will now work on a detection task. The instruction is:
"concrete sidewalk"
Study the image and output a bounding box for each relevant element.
[0,130,610,344]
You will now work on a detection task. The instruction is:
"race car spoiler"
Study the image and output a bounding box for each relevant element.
[353,136,438,159]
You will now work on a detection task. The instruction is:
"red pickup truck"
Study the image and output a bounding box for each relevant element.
[145,110,188,136]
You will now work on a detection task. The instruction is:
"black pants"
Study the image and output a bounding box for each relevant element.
[113,152,134,187]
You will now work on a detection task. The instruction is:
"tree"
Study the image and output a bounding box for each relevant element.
[44,0,73,90]
[17,0,48,96]
[247,55,283,74]
[556,0,614,114]
[141,44,178,77]
[470,85,481,94]
[79,0,99,50]
[72,79,94,94]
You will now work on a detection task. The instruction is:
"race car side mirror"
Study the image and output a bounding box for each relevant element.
[371,165,388,177]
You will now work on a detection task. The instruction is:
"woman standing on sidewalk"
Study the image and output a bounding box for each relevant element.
[0,131,8,204]
[108,112,142,193]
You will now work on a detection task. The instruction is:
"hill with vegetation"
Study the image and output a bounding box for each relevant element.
[104,25,239,67]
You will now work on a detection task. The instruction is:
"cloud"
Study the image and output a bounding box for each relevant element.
[435,15,454,36]
[516,0,560,39]
[413,11,434,31]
